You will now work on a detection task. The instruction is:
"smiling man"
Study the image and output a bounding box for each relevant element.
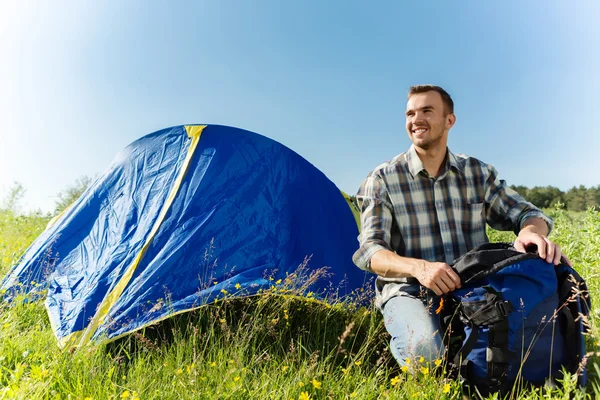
[352,85,570,366]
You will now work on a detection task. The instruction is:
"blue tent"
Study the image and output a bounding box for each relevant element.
[1,125,366,347]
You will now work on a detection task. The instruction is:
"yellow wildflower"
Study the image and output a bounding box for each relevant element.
[201,377,207,381]
[350,392,357,398]
[120,391,130,399]
[312,378,322,389]
[299,392,310,400]
[299,381,305,387]
[176,368,183,375]
[213,281,218,285]
[235,283,241,289]
[282,365,289,372]
[269,277,274,281]
[418,356,425,363]
[221,289,228,295]
[219,318,226,323]
[84,397,92,400]
[443,383,451,393]
[420,367,429,375]
[276,279,282,284]
[405,358,411,365]
[390,376,401,386]
[341,368,348,374]
[210,362,217,367]
[234,376,240,382]
[354,360,362,366]
[434,359,442,367]
[401,366,408,373]
[307,292,314,297]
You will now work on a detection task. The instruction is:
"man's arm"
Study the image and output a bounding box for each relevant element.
[483,164,571,266]
[514,217,571,266]
[370,249,461,296]
[352,173,461,295]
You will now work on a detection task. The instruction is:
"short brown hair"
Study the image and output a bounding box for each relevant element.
[408,85,454,115]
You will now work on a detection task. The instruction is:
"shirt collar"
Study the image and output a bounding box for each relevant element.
[405,145,462,179]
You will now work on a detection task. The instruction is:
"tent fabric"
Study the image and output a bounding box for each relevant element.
[1,124,367,347]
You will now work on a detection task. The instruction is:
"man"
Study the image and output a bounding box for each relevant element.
[352,85,570,366]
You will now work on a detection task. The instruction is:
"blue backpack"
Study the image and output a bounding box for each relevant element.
[441,243,591,396]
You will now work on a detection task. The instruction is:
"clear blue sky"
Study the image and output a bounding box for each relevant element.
[1,1,598,213]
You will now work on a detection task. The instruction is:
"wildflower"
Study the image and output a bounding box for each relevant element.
[221,289,228,295]
[282,365,289,372]
[307,292,314,297]
[341,368,348,374]
[269,277,274,281]
[443,383,451,393]
[401,366,408,373]
[132,392,139,400]
[176,368,183,375]
[120,391,130,399]
[210,362,217,367]
[299,381,305,387]
[84,397,92,400]
[234,376,240,382]
[405,358,411,365]
[213,281,218,285]
[299,392,310,400]
[350,392,357,398]
[354,361,362,367]
[201,377,207,381]
[418,356,424,363]
[311,378,322,389]
[276,279,282,284]
[31,281,36,285]
[235,283,241,289]
[186,365,192,374]
[420,367,429,375]
[390,376,401,386]
[434,359,442,368]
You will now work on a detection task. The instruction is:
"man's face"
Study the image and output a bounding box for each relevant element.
[405,91,453,151]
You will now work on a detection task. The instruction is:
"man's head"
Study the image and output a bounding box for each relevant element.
[405,85,456,151]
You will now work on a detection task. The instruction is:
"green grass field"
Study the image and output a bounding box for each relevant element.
[0,207,598,399]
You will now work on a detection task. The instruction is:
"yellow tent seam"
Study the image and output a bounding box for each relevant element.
[75,125,207,348]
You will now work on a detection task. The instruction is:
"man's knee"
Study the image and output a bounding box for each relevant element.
[389,330,443,365]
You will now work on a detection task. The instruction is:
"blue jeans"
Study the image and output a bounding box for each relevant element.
[381,284,444,366]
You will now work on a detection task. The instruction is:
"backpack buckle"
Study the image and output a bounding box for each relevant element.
[496,301,510,316]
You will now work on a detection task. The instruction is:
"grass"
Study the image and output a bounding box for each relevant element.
[0,207,599,399]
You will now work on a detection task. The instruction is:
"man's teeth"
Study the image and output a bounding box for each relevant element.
[414,128,427,133]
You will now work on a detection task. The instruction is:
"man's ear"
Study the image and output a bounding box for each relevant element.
[446,113,456,129]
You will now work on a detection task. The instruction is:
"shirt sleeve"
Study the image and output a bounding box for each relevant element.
[483,164,554,235]
[352,172,395,271]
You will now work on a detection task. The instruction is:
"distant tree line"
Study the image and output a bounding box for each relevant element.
[510,185,600,211]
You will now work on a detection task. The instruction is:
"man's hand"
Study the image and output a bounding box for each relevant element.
[412,261,462,296]
[514,231,572,266]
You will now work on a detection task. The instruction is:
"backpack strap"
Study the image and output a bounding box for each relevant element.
[452,242,538,284]
[454,286,514,390]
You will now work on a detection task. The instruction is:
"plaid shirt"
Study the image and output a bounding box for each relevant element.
[352,145,552,308]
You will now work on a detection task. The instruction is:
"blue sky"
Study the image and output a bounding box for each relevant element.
[1,1,598,212]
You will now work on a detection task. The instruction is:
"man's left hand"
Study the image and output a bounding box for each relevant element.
[514,231,572,266]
